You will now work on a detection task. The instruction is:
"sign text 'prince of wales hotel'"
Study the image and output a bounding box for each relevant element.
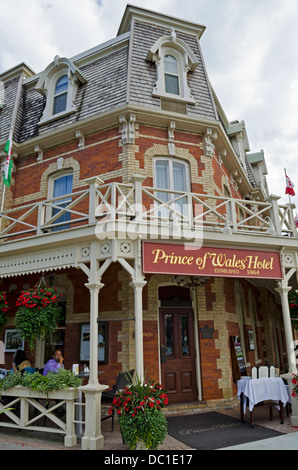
[142,243,282,279]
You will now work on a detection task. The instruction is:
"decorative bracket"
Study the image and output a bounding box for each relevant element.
[204,128,218,158]
[119,115,136,145]
[168,121,175,155]
[34,146,43,164]
[76,130,85,150]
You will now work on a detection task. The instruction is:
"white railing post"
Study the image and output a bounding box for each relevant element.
[230,198,238,231]
[130,174,146,221]
[286,202,297,236]
[266,194,282,235]
[83,176,104,224]
[37,202,44,235]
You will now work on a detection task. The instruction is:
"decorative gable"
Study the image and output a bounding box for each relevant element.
[35,56,87,125]
[146,28,199,104]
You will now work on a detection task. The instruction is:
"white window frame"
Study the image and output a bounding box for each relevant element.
[147,33,198,104]
[46,170,74,228]
[53,74,68,115]
[153,157,191,221]
[35,57,86,125]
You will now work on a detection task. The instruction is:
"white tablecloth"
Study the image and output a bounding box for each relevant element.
[237,377,289,412]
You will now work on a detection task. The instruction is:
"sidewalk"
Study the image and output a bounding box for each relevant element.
[0,404,297,451]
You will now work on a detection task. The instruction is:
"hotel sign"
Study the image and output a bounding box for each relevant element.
[142,242,282,279]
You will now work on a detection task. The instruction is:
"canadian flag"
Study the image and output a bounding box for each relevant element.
[285,174,295,196]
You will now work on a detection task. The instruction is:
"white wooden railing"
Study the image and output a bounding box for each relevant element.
[0,175,297,241]
[0,386,79,447]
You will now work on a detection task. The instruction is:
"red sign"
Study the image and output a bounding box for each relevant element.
[142,242,282,279]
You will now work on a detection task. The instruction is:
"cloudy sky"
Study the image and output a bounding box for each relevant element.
[1,0,298,206]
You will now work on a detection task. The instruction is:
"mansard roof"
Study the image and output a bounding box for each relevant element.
[0,6,218,146]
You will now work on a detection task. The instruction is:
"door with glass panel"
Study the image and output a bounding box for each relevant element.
[159,308,197,402]
[154,158,189,221]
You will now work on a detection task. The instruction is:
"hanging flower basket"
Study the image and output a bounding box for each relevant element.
[15,287,62,352]
[0,291,9,328]
[288,291,298,332]
[109,376,168,450]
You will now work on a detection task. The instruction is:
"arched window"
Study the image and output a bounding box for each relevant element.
[164,54,179,95]
[53,75,68,115]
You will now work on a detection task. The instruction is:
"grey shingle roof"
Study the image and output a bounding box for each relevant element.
[0,15,217,146]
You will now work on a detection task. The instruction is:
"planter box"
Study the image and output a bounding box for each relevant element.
[0,386,79,447]
[1,385,79,400]
[281,373,298,427]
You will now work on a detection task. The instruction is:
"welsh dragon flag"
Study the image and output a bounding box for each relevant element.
[3,132,13,187]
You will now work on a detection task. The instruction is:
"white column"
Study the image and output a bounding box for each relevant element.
[275,282,296,374]
[130,279,146,382]
[84,281,103,385]
[80,242,108,450]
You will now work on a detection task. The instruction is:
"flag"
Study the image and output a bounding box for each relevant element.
[295,214,298,228]
[285,174,295,196]
[3,134,13,187]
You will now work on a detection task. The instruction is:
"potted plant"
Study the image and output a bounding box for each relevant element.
[109,375,168,450]
[0,291,9,329]
[15,287,62,352]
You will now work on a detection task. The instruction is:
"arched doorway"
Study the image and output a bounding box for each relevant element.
[159,285,197,402]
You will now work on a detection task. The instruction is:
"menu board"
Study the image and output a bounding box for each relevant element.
[230,336,246,381]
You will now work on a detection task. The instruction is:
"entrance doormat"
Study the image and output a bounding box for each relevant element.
[166,412,284,450]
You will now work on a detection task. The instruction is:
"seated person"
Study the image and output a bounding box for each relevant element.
[43,348,64,375]
[11,349,35,373]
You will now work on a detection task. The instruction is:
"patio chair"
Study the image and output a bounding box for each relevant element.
[101,369,135,431]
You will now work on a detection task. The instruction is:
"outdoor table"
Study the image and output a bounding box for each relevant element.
[237,377,289,427]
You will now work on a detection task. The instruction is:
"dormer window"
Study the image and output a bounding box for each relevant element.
[53,75,68,115]
[35,56,86,125]
[146,29,198,104]
[164,54,179,95]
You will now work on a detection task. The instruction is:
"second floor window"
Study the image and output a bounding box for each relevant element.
[53,75,68,115]
[51,173,73,230]
[154,158,190,218]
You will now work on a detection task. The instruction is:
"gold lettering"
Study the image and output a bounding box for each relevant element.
[152,249,166,264]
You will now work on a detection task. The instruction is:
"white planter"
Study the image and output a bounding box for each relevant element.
[281,373,298,427]
[0,386,79,447]
[1,385,79,400]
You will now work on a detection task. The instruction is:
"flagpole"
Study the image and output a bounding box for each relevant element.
[285,168,291,204]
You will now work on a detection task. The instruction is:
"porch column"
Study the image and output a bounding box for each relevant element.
[80,281,108,450]
[275,281,296,374]
[85,281,104,385]
[130,279,146,382]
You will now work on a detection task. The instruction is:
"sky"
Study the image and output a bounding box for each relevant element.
[1,0,298,206]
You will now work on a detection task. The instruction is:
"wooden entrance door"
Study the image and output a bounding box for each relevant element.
[159,308,197,402]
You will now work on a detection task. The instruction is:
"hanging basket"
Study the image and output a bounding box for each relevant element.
[0,291,9,328]
[15,286,62,353]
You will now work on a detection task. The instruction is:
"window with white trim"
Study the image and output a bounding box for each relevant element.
[47,171,73,231]
[53,75,68,115]
[35,57,86,125]
[147,32,198,105]
[164,54,180,95]
[154,157,190,219]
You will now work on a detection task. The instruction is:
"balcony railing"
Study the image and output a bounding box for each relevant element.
[0,175,297,242]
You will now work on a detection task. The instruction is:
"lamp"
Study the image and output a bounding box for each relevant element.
[175,275,209,288]
[9,283,18,296]
[49,273,55,287]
